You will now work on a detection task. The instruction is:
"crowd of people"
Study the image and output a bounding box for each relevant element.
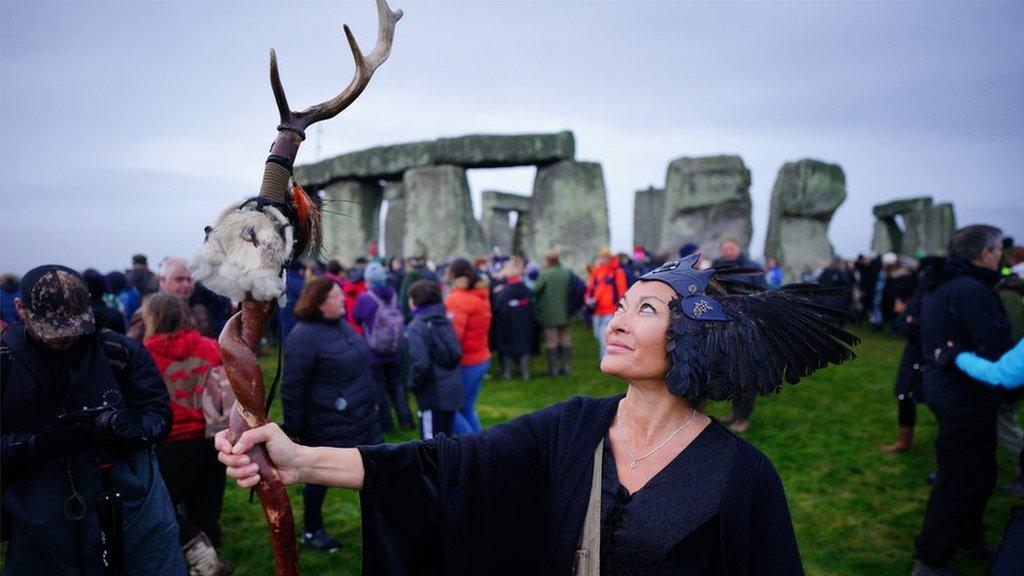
[2,227,1023,575]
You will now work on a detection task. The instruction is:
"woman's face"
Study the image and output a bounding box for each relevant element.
[319,284,345,320]
[600,280,676,382]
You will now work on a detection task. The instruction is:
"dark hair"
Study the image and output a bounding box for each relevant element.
[293,277,337,321]
[948,225,1003,261]
[142,293,193,338]
[107,271,127,293]
[82,269,107,300]
[447,258,476,285]
[408,279,442,307]
[326,260,344,276]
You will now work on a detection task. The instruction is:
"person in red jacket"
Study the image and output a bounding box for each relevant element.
[444,258,492,434]
[143,293,232,575]
[585,247,628,359]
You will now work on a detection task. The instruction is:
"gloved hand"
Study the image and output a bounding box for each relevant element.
[25,412,99,460]
[96,409,148,450]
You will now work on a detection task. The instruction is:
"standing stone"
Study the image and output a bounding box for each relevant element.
[633,186,665,253]
[871,218,903,254]
[764,159,847,282]
[320,180,382,266]
[481,191,531,255]
[902,203,956,257]
[402,165,485,258]
[382,181,406,258]
[659,156,752,259]
[524,160,610,275]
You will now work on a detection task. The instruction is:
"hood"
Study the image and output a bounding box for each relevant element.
[144,329,207,361]
[413,302,449,321]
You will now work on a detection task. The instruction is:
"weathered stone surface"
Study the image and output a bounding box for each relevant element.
[902,203,956,256]
[382,181,406,258]
[294,132,575,187]
[659,155,752,258]
[480,191,530,255]
[872,196,932,219]
[402,165,485,258]
[633,186,665,252]
[871,218,903,254]
[764,159,847,282]
[320,180,382,266]
[523,160,610,275]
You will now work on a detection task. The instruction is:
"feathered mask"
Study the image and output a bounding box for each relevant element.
[640,254,859,402]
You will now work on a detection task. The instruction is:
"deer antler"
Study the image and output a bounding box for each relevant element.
[271,0,403,140]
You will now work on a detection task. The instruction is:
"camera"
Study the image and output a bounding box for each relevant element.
[59,405,142,446]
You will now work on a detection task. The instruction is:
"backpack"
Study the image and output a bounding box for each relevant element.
[364,290,404,354]
[568,271,587,317]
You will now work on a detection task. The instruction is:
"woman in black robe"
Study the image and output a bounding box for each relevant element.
[217,253,857,576]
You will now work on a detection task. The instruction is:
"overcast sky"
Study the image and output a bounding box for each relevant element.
[2,1,1022,275]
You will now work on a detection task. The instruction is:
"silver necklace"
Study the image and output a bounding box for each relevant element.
[617,408,697,469]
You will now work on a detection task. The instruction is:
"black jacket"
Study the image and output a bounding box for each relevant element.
[1,327,182,575]
[492,280,534,356]
[406,303,464,412]
[281,319,383,448]
[358,395,801,576]
[920,257,1013,414]
[893,293,924,401]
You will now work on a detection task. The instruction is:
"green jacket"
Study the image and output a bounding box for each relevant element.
[534,265,571,327]
[998,288,1024,342]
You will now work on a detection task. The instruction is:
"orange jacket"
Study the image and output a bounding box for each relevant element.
[445,278,492,366]
[585,259,628,316]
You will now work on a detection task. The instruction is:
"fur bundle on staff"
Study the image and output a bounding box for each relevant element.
[638,253,859,403]
[189,2,403,574]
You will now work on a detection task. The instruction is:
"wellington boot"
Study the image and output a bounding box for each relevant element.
[883,426,914,453]
[183,532,233,576]
[546,349,559,377]
[559,346,571,376]
[500,356,512,380]
[517,355,531,380]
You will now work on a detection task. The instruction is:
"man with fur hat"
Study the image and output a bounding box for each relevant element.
[1,265,184,575]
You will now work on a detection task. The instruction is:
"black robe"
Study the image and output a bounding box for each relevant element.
[357,395,803,575]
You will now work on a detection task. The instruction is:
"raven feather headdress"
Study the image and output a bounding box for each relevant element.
[640,254,859,401]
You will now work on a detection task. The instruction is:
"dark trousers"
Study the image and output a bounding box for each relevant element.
[419,409,455,440]
[732,396,755,421]
[914,403,999,566]
[157,438,226,547]
[372,361,412,431]
[898,397,917,428]
[303,484,329,533]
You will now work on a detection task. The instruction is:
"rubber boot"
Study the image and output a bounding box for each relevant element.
[559,346,571,376]
[500,355,512,380]
[546,349,558,377]
[518,355,530,380]
[883,426,914,453]
[183,532,233,576]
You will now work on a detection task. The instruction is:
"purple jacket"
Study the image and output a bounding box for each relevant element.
[352,284,402,365]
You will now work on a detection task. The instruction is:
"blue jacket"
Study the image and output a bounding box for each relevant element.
[956,338,1024,389]
[406,303,464,412]
[921,257,1014,414]
[281,319,383,448]
[1,327,183,575]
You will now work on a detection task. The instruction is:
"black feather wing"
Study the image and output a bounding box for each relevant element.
[666,285,859,401]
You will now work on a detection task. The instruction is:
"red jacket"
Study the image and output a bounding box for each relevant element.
[144,329,222,442]
[585,259,628,316]
[445,278,492,366]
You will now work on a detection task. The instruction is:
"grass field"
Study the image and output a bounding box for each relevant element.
[218,322,1020,575]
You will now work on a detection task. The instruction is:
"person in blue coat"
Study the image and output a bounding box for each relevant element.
[954,338,1024,389]
[280,276,383,553]
[218,254,858,575]
[405,280,464,439]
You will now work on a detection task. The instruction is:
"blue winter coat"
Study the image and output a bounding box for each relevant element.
[406,303,464,412]
[281,319,383,448]
[956,338,1024,389]
[1,327,184,575]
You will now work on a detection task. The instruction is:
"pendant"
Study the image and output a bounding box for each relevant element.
[629,459,638,469]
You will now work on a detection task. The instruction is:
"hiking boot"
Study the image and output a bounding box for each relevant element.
[546,349,558,377]
[183,532,233,576]
[559,346,571,376]
[910,560,962,576]
[883,426,914,453]
[500,356,512,380]
[517,356,530,380]
[302,529,341,553]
